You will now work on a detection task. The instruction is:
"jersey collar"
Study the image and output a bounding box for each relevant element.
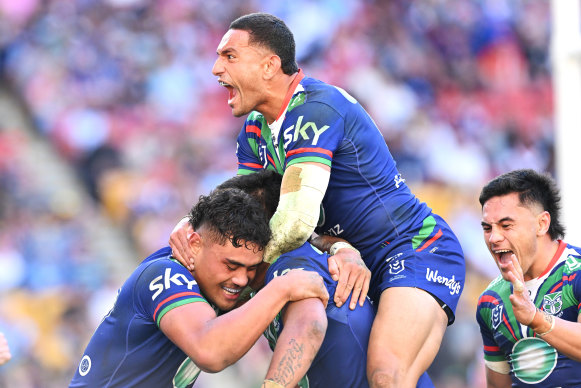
[269,69,305,145]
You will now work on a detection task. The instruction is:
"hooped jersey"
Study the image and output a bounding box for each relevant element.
[235,73,432,273]
[476,241,581,387]
[263,242,373,388]
[70,247,210,388]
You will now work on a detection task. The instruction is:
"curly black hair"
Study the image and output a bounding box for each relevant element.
[187,188,271,251]
[230,13,299,75]
[216,170,282,220]
[479,169,565,240]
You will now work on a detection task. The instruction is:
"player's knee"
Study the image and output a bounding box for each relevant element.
[367,359,404,388]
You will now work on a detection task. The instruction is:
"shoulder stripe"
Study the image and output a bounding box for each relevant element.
[478,295,499,305]
[503,315,518,341]
[238,162,263,169]
[246,124,261,136]
[287,147,333,158]
[484,345,500,352]
[153,291,203,322]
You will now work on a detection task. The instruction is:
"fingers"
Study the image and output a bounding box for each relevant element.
[169,220,195,271]
[357,269,371,308]
[334,266,352,307]
[327,257,339,281]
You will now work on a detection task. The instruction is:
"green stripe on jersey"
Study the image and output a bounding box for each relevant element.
[412,216,436,250]
[156,299,208,326]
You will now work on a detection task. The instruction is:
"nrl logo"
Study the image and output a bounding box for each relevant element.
[491,304,503,330]
[388,258,405,275]
[542,292,563,315]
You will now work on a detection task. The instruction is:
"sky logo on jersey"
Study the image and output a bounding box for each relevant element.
[425,268,462,295]
[542,292,563,315]
[283,115,329,147]
[149,268,198,300]
[491,304,503,330]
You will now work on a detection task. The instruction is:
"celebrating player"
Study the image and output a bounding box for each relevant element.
[476,169,581,387]
[170,13,465,387]
[70,188,328,387]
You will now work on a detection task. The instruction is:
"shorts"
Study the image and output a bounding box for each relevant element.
[369,214,465,325]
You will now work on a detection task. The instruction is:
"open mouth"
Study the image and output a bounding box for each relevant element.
[494,249,514,265]
[222,285,241,296]
[219,80,236,105]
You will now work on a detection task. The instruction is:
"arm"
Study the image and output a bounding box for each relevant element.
[263,298,327,388]
[485,366,512,388]
[160,269,328,373]
[506,254,581,361]
[0,333,11,365]
[263,162,330,264]
[310,233,370,309]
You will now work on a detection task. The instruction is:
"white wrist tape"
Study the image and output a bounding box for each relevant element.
[484,360,510,375]
[263,164,330,263]
[329,241,360,256]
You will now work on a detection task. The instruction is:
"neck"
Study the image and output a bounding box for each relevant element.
[526,238,561,280]
[259,71,299,124]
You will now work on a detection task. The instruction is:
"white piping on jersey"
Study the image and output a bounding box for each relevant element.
[270,84,305,154]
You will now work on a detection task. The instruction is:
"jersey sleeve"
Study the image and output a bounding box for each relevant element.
[565,251,581,316]
[476,293,507,363]
[281,102,344,168]
[236,119,264,175]
[135,259,208,327]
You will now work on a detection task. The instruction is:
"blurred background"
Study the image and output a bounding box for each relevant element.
[0,0,578,387]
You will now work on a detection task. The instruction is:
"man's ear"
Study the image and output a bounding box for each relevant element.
[537,210,551,236]
[263,54,282,80]
[188,231,203,256]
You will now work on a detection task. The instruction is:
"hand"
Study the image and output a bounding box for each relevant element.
[0,333,11,365]
[504,254,536,325]
[281,269,329,308]
[168,217,195,271]
[328,248,370,309]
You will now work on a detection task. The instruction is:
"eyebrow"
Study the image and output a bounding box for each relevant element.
[225,258,258,268]
[481,217,514,227]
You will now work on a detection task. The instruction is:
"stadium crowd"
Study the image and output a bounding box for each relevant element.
[0,0,554,387]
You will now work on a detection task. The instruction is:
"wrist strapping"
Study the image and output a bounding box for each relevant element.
[262,379,285,388]
[329,241,360,256]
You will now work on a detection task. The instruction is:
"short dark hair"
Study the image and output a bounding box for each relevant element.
[479,169,565,240]
[188,188,271,251]
[230,13,299,75]
[216,170,282,219]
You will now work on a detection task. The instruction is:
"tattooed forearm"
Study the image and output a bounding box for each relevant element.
[271,339,304,386]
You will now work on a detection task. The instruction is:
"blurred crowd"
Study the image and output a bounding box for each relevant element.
[0,0,555,387]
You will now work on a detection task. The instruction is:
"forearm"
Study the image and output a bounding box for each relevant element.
[180,278,292,372]
[264,163,330,263]
[308,233,347,253]
[265,299,327,387]
[531,312,581,361]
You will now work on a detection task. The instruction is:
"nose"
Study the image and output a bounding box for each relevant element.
[212,57,223,76]
[488,228,504,245]
[231,268,249,288]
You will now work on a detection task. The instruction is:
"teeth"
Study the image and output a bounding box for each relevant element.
[223,286,240,294]
[219,81,229,87]
[494,249,512,254]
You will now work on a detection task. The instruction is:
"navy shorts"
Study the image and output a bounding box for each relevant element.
[369,214,465,325]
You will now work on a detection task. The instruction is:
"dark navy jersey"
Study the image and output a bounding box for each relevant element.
[476,241,581,387]
[264,242,373,388]
[236,73,432,273]
[70,247,208,388]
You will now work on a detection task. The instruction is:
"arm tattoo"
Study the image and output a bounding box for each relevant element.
[271,339,304,386]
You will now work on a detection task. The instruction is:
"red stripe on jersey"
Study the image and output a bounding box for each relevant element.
[478,295,499,306]
[503,315,518,341]
[484,345,500,352]
[416,228,443,252]
[287,147,333,158]
[246,125,261,136]
[267,155,276,166]
[538,240,566,278]
[153,291,202,322]
[238,162,263,169]
[549,281,563,294]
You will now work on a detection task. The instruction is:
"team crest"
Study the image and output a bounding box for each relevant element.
[491,304,503,330]
[388,258,405,275]
[542,292,562,315]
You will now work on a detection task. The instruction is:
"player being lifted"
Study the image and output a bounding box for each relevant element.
[171,13,465,388]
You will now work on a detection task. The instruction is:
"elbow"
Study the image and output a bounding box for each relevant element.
[299,312,328,346]
[187,350,232,373]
